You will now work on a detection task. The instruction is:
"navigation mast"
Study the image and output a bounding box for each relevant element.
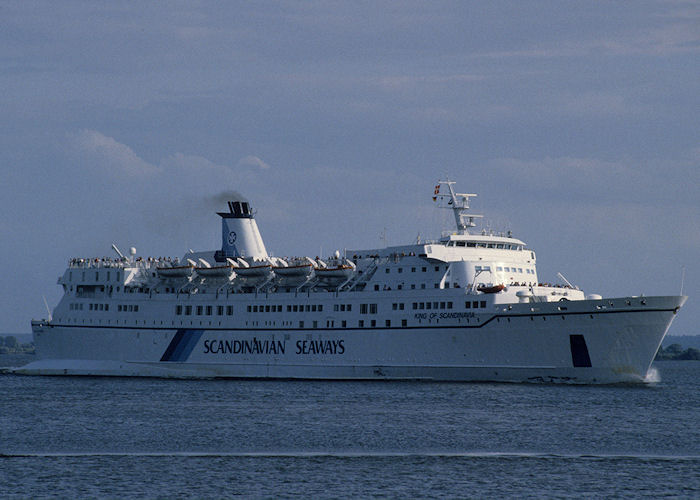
[432,179,483,234]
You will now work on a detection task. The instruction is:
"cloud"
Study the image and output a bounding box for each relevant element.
[237,155,271,169]
[70,129,161,177]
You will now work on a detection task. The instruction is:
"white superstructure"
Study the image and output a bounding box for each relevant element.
[16,180,686,383]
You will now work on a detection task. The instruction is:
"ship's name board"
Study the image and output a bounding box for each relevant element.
[414,312,476,320]
[202,338,345,355]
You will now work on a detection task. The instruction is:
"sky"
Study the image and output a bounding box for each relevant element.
[0,1,698,334]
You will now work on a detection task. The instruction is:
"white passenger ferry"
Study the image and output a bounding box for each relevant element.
[16,180,686,383]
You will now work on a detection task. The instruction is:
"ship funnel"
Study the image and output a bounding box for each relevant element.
[216,199,268,261]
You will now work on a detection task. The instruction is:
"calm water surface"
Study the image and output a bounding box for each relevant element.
[2,354,699,498]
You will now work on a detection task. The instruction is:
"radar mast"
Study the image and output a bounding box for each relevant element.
[432,179,483,234]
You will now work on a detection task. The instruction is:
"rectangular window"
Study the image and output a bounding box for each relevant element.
[134,305,139,312]
[360,304,368,314]
[480,301,486,308]
[433,302,439,309]
[392,303,397,310]
[369,304,377,314]
[422,267,427,272]
[440,302,445,309]
[293,305,298,312]
[448,302,453,309]
[226,305,233,315]
[318,305,323,312]
[419,303,425,310]
[311,305,317,312]
[371,320,376,327]
[299,321,304,328]
[287,305,292,312]
[398,268,403,273]
[426,302,431,310]
[411,267,416,272]
[435,266,440,271]
[359,320,364,327]
[196,306,203,315]
[206,306,212,316]
[346,304,351,312]
[413,302,418,310]
[473,301,478,308]
[465,301,471,309]
[185,305,192,315]
[342,320,347,328]
[399,303,404,310]
[402,319,407,327]
[176,305,183,315]
[334,304,339,312]
[313,321,317,328]
[217,306,223,315]
[385,320,391,327]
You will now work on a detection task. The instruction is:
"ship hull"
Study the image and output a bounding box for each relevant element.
[16,295,685,384]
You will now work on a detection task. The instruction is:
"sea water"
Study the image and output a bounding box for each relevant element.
[1,353,699,498]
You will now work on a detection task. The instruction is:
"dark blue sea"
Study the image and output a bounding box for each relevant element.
[2,353,699,499]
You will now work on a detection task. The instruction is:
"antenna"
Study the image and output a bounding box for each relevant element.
[433,179,483,234]
[111,244,126,260]
[42,295,52,322]
[557,272,574,288]
[680,266,686,295]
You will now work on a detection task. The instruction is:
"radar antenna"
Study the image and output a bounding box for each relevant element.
[432,179,483,234]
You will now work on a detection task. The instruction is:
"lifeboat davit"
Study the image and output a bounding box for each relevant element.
[477,284,506,294]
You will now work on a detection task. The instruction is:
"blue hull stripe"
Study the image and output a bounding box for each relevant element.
[161,329,204,362]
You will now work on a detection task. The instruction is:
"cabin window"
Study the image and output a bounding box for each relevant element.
[497,267,503,271]
[457,241,466,247]
[496,244,504,249]
[467,242,476,247]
